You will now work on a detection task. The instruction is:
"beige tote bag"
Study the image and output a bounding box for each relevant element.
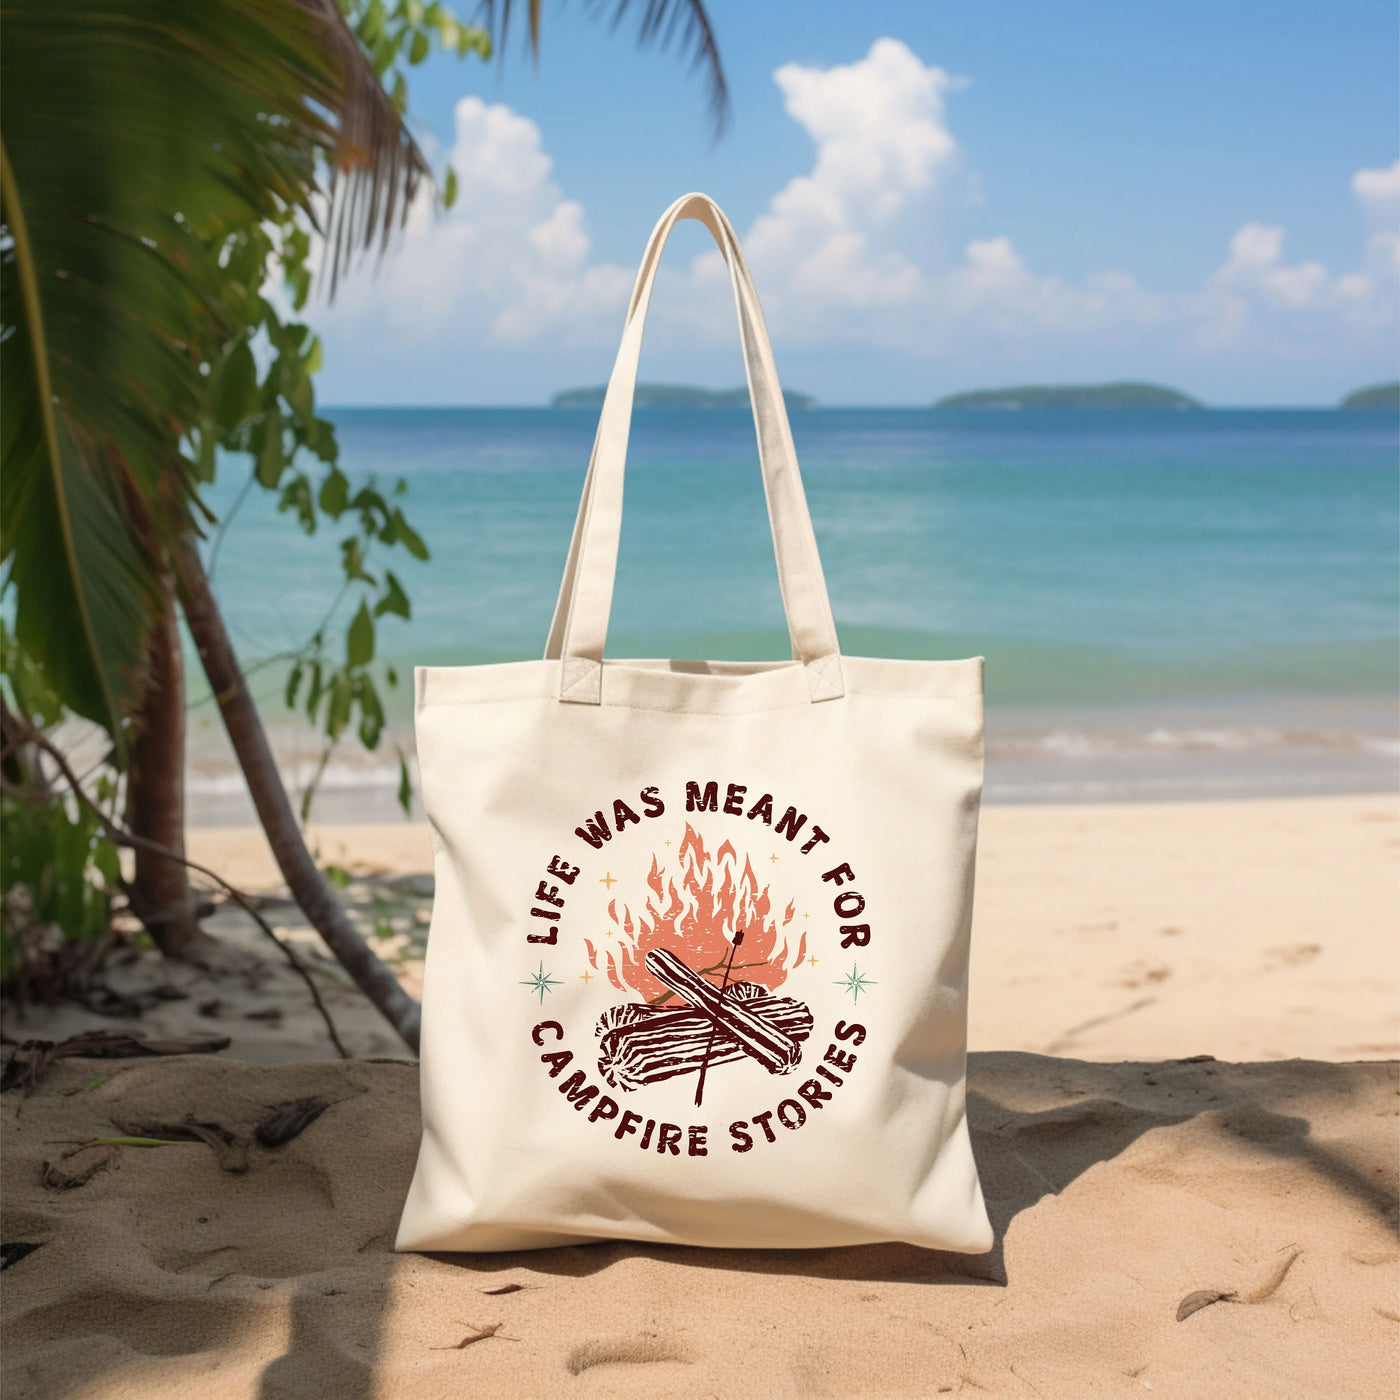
[397,193,991,1254]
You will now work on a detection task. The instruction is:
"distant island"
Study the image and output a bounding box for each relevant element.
[933,382,1201,412]
[1339,382,1399,411]
[551,383,818,411]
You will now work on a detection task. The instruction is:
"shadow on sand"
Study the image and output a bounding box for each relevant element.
[2,1051,1395,1400]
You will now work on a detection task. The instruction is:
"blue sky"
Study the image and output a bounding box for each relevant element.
[311,0,1399,406]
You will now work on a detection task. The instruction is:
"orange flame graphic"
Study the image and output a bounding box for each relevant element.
[585,823,805,1005]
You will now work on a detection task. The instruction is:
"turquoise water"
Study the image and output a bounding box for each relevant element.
[194,408,1398,812]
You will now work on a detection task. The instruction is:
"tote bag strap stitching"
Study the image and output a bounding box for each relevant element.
[545,193,843,705]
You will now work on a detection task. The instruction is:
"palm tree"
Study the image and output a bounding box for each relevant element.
[1,0,725,1051]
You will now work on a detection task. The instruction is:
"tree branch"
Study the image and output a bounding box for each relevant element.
[0,703,349,1060]
[172,535,421,1052]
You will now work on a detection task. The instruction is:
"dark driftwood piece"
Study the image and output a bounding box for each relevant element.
[0,1030,232,1099]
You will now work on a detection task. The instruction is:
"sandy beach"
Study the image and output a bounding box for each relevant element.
[3,793,1397,1397]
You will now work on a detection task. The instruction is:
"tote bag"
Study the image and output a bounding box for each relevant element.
[397,193,992,1254]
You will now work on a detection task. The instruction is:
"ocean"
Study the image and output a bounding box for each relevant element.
[189,407,1399,820]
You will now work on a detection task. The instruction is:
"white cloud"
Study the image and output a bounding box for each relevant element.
[1353,159,1400,218]
[940,237,1162,340]
[317,42,1398,393]
[1351,158,1400,292]
[1191,166,1400,348]
[327,96,630,346]
[1211,223,1331,309]
[740,39,959,325]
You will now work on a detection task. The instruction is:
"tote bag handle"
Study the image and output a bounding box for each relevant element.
[544,193,844,705]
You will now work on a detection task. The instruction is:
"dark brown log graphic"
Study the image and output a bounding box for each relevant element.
[645,948,804,1074]
[595,987,813,1091]
[596,980,766,1037]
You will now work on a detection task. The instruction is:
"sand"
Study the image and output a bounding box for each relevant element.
[2,794,1397,1396]
[2,1052,1395,1398]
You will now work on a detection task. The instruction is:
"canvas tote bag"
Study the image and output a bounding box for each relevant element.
[397,193,992,1254]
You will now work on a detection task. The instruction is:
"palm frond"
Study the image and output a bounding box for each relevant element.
[476,0,729,137]
[0,0,426,740]
[0,144,155,741]
[299,0,432,293]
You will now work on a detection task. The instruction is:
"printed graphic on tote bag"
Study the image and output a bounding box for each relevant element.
[519,779,876,1157]
[589,823,812,1103]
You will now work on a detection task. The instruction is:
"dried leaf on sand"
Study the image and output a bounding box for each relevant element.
[430,1322,512,1350]
[1177,1248,1303,1321]
[1177,1289,1234,1321]
[255,1097,330,1148]
[1,1031,231,1098]
[0,1242,44,1271]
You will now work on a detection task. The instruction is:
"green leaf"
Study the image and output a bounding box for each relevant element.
[396,749,413,816]
[304,334,323,376]
[341,536,372,582]
[391,69,407,113]
[346,600,375,668]
[357,676,384,748]
[442,165,458,210]
[194,429,217,484]
[0,151,153,749]
[282,361,314,428]
[359,0,385,45]
[255,411,286,488]
[306,416,338,463]
[305,660,324,721]
[278,473,315,532]
[374,570,411,619]
[210,339,258,430]
[319,467,349,518]
[391,510,430,560]
[409,29,430,64]
[459,25,490,58]
[351,485,388,524]
[325,673,352,737]
[285,661,304,709]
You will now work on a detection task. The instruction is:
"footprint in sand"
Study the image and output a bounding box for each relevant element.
[566,1335,692,1376]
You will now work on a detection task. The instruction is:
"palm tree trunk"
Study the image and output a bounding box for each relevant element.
[124,573,202,956]
[172,535,421,1053]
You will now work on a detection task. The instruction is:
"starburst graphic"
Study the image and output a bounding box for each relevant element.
[520,962,561,1005]
[834,963,876,1003]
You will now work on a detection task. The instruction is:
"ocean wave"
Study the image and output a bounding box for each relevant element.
[988,724,1398,758]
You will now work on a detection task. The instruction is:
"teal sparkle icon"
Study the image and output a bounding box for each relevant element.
[835,963,876,1003]
[520,962,561,1005]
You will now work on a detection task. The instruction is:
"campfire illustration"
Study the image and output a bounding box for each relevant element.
[584,826,813,1103]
